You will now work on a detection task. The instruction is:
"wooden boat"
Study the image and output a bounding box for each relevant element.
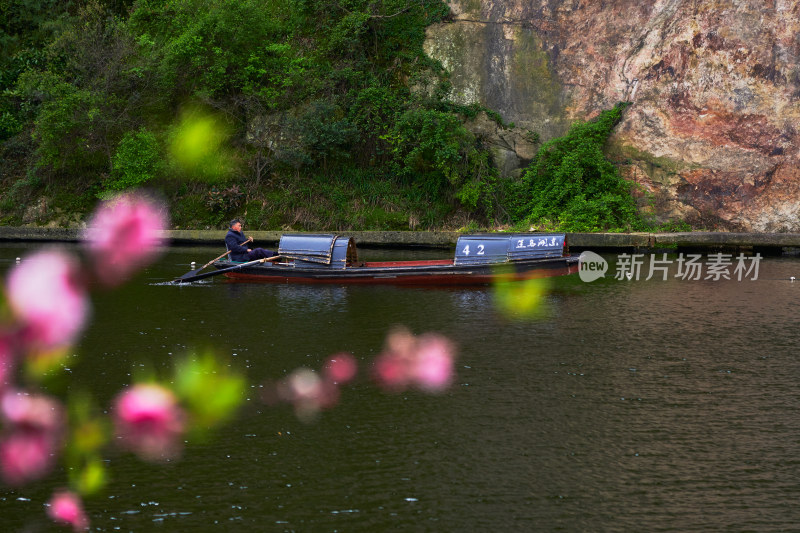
[200,233,578,285]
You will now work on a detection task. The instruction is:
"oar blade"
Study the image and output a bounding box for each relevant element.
[173,256,278,284]
[174,263,238,283]
[175,267,206,281]
[174,268,225,283]
[173,249,234,282]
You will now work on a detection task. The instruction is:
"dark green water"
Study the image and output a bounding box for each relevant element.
[2,243,800,532]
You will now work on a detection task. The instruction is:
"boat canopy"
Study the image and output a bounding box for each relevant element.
[278,234,358,269]
[454,234,566,266]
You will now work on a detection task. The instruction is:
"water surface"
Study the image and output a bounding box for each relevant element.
[1,244,799,531]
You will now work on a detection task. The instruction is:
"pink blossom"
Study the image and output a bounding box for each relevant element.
[6,250,89,350]
[411,334,455,392]
[84,192,167,286]
[47,491,89,531]
[0,390,64,485]
[1,431,54,485]
[323,353,358,384]
[373,350,412,392]
[278,368,340,418]
[285,368,323,402]
[113,384,185,461]
[373,328,417,391]
[0,335,14,392]
[373,329,456,393]
[1,390,62,428]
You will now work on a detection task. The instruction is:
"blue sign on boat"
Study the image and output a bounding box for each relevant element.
[454,234,566,266]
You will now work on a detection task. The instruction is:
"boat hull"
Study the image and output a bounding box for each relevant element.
[213,256,579,285]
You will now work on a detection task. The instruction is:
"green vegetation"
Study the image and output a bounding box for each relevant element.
[509,103,648,232]
[106,129,161,195]
[0,0,658,232]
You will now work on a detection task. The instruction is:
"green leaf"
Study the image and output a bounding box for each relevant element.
[173,351,246,430]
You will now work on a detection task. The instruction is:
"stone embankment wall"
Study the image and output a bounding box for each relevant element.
[4,227,800,254]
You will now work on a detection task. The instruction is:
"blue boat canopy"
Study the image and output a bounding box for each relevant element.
[454,234,566,266]
[278,234,357,269]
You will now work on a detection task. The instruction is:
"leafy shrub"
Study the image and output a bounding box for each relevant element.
[511,103,644,232]
[384,108,498,215]
[346,86,402,162]
[326,12,371,56]
[242,43,312,105]
[105,129,161,194]
[297,99,358,167]
[0,112,22,140]
[206,184,244,212]
[32,84,106,172]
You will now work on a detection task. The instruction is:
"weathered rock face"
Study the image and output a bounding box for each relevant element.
[425,0,800,230]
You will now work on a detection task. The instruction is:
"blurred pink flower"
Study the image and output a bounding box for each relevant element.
[323,353,358,384]
[1,389,62,428]
[373,328,417,391]
[412,334,455,392]
[84,193,167,286]
[1,431,53,485]
[278,368,340,418]
[0,390,64,485]
[373,328,456,393]
[373,350,411,392]
[6,250,89,350]
[47,490,89,531]
[0,335,14,392]
[113,384,185,461]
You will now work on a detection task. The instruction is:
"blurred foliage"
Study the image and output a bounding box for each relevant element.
[493,278,551,320]
[65,392,110,496]
[173,351,246,433]
[168,106,235,181]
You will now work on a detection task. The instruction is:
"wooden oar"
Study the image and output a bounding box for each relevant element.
[174,256,280,284]
[174,238,253,281]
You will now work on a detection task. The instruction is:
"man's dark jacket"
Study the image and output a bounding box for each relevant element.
[225,229,250,262]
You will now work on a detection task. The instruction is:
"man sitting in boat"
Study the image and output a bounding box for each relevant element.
[225,219,275,262]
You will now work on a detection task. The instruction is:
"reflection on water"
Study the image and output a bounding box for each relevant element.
[2,246,800,531]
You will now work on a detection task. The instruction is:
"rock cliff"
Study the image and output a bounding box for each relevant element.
[424,0,800,230]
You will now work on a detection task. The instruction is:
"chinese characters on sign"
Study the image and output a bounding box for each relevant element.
[613,253,761,281]
[515,237,560,249]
